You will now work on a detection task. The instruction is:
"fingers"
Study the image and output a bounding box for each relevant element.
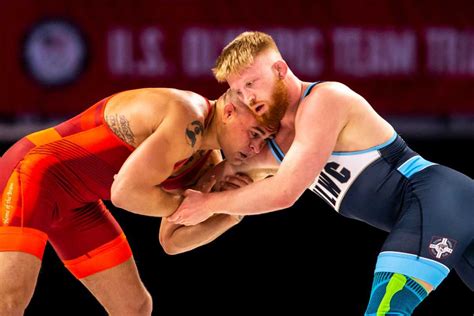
[234,172,253,184]
[218,173,253,190]
[200,175,217,193]
[194,173,217,192]
[219,182,240,191]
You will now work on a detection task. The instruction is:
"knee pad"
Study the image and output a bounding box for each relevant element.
[365,272,428,316]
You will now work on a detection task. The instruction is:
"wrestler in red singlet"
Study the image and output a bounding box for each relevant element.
[0,96,212,278]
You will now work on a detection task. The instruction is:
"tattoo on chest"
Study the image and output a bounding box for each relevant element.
[105,114,136,146]
[185,120,204,147]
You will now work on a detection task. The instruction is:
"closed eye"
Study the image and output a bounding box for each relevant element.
[254,104,264,113]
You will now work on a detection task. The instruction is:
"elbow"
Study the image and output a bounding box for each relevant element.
[110,180,128,209]
[161,243,182,256]
[111,176,141,211]
[159,235,184,255]
[278,198,296,210]
[276,190,298,209]
[269,175,300,210]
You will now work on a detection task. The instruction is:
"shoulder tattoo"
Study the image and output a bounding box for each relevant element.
[185,120,204,148]
[105,114,136,147]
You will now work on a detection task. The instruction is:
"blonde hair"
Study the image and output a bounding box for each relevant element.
[212,31,279,82]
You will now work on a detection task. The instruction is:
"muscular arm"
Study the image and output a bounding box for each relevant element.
[159,215,242,255]
[159,162,247,254]
[169,84,352,223]
[210,147,278,191]
[111,102,203,217]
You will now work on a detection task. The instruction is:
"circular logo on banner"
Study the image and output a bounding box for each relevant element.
[23,19,88,87]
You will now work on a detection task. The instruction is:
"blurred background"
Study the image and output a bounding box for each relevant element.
[1,0,473,315]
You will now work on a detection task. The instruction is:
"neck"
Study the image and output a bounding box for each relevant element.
[280,71,303,128]
[199,100,220,150]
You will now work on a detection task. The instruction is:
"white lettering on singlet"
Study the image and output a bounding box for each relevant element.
[309,150,381,211]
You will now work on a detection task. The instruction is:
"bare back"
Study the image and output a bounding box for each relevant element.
[104,88,209,148]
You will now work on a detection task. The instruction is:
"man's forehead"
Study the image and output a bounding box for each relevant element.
[227,67,258,84]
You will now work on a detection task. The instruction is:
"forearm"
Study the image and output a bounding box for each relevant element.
[207,174,296,216]
[112,184,183,217]
[161,215,241,254]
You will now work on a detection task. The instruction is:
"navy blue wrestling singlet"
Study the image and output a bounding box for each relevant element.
[268,82,474,290]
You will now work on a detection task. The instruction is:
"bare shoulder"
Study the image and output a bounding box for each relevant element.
[297,81,357,120]
[298,81,368,127]
[163,89,208,123]
[104,88,207,148]
[107,88,206,121]
[162,89,209,149]
[308,81,364,105]
[307,82,394,150]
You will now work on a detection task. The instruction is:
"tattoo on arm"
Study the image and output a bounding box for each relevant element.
[185,121,204,147]
[105,114,136,146]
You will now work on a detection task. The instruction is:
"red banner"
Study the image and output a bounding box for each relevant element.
[1,0,473,119]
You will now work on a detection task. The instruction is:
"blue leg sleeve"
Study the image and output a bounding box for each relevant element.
[364,272,428,316]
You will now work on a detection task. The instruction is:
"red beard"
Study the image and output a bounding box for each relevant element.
[256,78,289,131]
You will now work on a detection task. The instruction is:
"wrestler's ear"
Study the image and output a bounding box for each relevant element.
[222,103,237,122]
[272,60,288,79]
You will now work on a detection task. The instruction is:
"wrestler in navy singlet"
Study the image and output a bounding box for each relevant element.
[268,82,474,290]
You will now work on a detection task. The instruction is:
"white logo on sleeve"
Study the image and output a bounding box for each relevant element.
[429,237,456,259]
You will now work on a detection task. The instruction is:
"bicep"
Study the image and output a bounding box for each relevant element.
[275,140,322,193]
[116,116,193,188]
[276,92,348,191]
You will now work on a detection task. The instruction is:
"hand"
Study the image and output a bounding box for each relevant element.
[216,173,253,191]
[168,189,214,226]
[193,174,217,193]
[192,160,228,192]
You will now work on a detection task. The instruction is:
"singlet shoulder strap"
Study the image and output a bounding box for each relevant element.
[301,81,322,101]
[268,138,284,163]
